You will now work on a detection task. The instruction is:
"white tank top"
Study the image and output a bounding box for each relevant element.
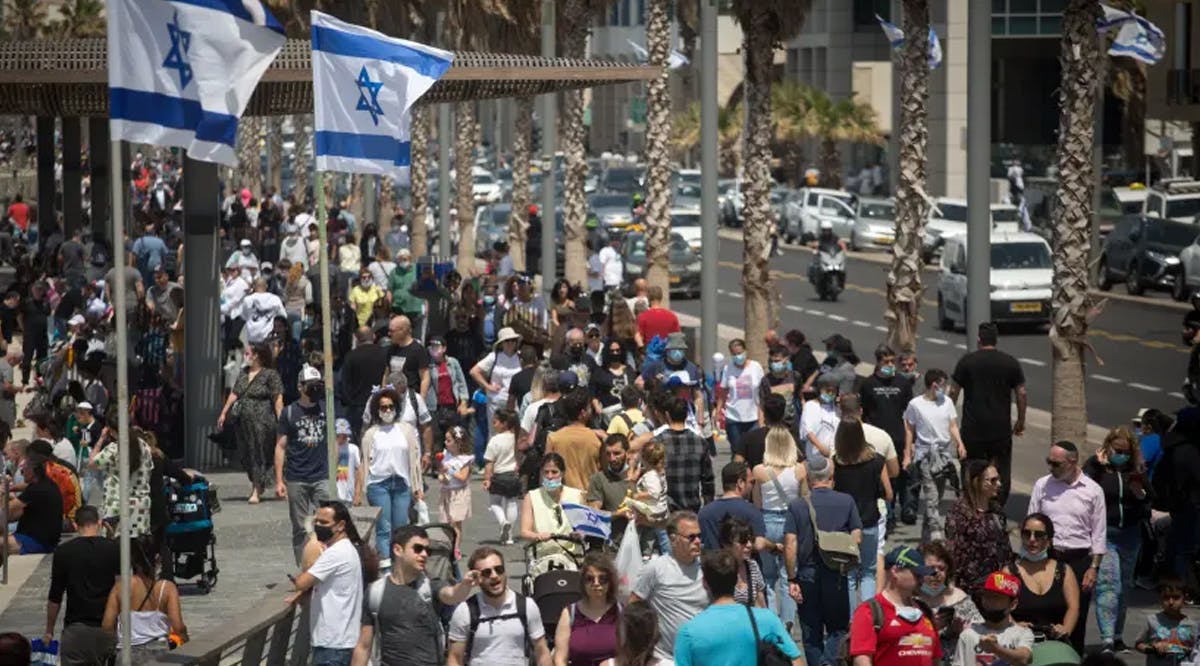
[120,580,171,647]
[760,465,800,511]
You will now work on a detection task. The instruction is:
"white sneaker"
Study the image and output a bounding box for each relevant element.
[500,523,513,545]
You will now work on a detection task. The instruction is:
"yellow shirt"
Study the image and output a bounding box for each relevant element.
[348,284,384,326]
[606,407,645,436]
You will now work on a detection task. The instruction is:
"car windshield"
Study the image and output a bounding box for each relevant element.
[991,242,1052,269]
[474,174,495,185]
[630,235,691,256]
[1166,198,1200,219]
[671,213,700,227]
[936,203,968,222]
[770,189,788,204]
[675,184,702,198]
[860,202,894,219]
[1121,200,1144,214]
[1147,222,1200,247]
[490,208,509,227]
[590,194,629,209]
[991,207,1020,223]
[677,173,701,186]
[604,169,641,191]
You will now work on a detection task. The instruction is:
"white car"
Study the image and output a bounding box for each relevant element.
[669,208,702,254]
[922,198,1021,261]
[781,187,857,242]
[936,231,1052,330]
[471,169,502,204]
[1143,178,1200,222]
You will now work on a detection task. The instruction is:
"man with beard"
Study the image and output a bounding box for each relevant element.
[697,461,771,552]
[353,526,480,666]
[447,548,551,666]
[275,366,331,565]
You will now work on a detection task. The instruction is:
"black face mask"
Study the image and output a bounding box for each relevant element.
[605,351,623,366]
[979,607,1009,624]
[302,383,321,400]
[569,345,584,359]
[313,524,334,543]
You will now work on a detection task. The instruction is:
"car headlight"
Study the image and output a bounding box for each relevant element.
[1146,251,1181,265]
[688,262,701,272]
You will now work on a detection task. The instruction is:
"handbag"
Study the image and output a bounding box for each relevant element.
[490,471,525,498]
[804,495,860,574]
[743,604,793,666]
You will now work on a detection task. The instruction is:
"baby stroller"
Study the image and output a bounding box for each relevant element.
[164,474,219,593]
[523,535,586,650]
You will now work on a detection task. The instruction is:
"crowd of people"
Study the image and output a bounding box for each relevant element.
[3,163,1200,666]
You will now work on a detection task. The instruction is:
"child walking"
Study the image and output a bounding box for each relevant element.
[334,419,361,504]
[439,425,474,558]
[1136,576,1199,666]
[483,408,522,545]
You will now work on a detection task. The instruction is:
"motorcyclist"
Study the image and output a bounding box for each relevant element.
[808,220,847,289]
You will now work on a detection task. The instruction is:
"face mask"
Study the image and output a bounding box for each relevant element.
[360,278,372,287]
[819,392,836,405]
[1109,452,1130,466]
[302,384,320,400]
[879,365,896,378]
[667,349,685,364]
[934,388,946,402]
[379,410,396,425]
[895,605,924,623]
[313,524,335,543]
[430,349,444,362]
[543,477,563,491]
[770,361,787,373]
[606,351,623,365]
[731,353,746,367]
[901,370,918,380]
[570,345,585,359]
[1019,546,1048,562]
[980,607,1009,624]
[398,261,411,270]
[483,295,496,306]
[920,581,945,597]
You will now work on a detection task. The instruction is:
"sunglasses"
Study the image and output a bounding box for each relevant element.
[1021,529,1049,540]
[675,532,701,542]
[1045,458,1066,468]
[477,565,506,578]
[409,543,428,555]
[553,505,564,526]
[378,404,395,413]
[586,574,610,585]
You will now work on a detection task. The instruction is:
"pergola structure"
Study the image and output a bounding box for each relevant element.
[0,38,658,468]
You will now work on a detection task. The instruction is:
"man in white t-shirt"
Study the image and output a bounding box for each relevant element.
[902,368,965,543]
[241,277,287,345]
[598,236,623,291]
[287,502,364,665]
[629,512,709,661]
[447,548,551,666]
[799,374,841,460]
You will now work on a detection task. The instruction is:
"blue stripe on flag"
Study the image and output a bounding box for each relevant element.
[311,25,454,79]
[314,131,411,167]
[575,523,610,540]
[109,88,238,147]
[169,0,286,35]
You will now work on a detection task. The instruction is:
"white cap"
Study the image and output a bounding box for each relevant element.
[300,366,322,383]
[335,418,352,436]
[240,238,252,247]
[76,401,94,412]
[68,314,86,327]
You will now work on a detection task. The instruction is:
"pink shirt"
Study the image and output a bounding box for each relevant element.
[1027,471,1107,555]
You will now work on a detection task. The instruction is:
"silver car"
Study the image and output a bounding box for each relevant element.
[851,197,896,251]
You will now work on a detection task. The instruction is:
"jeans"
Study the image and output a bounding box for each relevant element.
[287,312,302,343]
[724,419,757,456]
[312,646,354,666]
[762,510,796,626]
[473,401,489,468]
[367,475,413,558]
[913,457,956,542]
[798,565,849,666]
[1095,524,1142,644]
[286,480,330,565]
[655,528,671,556]
[849,525,880,609]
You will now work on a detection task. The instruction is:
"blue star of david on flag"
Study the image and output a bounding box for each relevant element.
[162,11,193,90]
[355,66,384,126]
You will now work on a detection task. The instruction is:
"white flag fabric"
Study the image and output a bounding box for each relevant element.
[875,15,942,70]
[625,40,690,70]
[106,0,285,166]
[311,11,454,176]
[1098,3,1165,65]
[561,503,613,541]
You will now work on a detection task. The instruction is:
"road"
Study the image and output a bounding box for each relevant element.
[673,235,1190,430]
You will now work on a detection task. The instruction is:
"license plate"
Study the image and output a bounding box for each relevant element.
[669,276,681,284]
[1010,302,1042,313]
[876,237,894,245]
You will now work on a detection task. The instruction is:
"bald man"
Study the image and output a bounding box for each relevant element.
[387,315,431,399]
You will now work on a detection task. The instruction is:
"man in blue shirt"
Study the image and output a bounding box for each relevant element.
[674,549,803,666]
[130,223,168,286]
[784,455,861,666]
[697,461,770,552]
[275,366,330,565]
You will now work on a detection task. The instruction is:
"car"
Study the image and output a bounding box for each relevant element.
[1143,179,1200,222]
[601,166,644,194]
[936,231,1053,330]
[622,231,701,298]
[719,178,783,228]
[921,199,1021,261]
[782,187,857,243]
[588,193,636,231]
[470,167,502,204]
[850,197,896,251]
[473,203,512,257]
[672,182,702,212]
[1097,184,1147,237]
[669,209,702,253]
[1098,214,1200,295]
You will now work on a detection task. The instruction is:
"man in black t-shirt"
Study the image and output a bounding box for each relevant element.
[506,346,539,411]
[732,393,788,469]
[6,453,63,555]
[388,315,431,400]
[858,344,914,523]
[275,366,331,564]
[341,327,390,436]
[45,505,118,664]
[949,322,1026,506]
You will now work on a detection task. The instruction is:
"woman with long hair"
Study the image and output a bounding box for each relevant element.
[752,424,804,628]
[90,420,154,537]
[550,278,575,331]
[946,460,1013,595]
[831,418,891,607]
[605,298,639,352]
[102,535,188,663]
[915,541,981,659]
[589,340,636,425]
[366,241,396,293]
[281,261,312,343]
[216,342,283,504]
[359,387,424,565]
[553,552,622,666]
[1009,513,1080,644]
[1084,426,1152,653]
[719,516,766,607]
[602,602,663,666]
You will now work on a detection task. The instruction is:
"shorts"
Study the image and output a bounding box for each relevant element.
[13,532,52,554]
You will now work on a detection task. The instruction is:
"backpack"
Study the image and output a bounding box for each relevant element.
[532,400,567,458]
[835,598,885,666]
[465,593,532,663]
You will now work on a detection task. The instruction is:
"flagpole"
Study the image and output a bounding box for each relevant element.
[108,134,133,666]
[315,172,338,497]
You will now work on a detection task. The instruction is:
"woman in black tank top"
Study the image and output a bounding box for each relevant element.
[1008,513,1080,642]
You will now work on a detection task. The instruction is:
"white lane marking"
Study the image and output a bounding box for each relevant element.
[807,309,826,316]
[785,305,804,312]
[827,314,848,322]
[1170,391,1185,399]
[729,292,743,299]
[1129,382,1161,392]
[926,338,949,345]
[874,326,888,332]
[853,320,872,328]
[954,343,967,350]
[1018,358,1046,367]
[1091,374,1120,383]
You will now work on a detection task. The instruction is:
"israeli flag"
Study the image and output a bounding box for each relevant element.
[106,0,285,166]
[626,40,690,70]
[875,15,943,70]
[311,11,454,176]
[561,503,613,541]
[1098,3,1165,65]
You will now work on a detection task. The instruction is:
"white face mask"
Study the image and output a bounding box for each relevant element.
[379,410,396,425]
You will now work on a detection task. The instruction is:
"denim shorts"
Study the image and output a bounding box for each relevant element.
[13,532,52,554]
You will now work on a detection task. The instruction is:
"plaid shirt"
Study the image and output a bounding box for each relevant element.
[657,426,715,512]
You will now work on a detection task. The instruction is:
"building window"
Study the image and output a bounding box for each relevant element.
[637,0,646,25]
[992,0,1063,37]
[853,0,891,25]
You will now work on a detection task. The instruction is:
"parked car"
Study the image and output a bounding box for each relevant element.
[1097,214,1200,295]
[622,231,701,298]
[473,203,512,257]
[921,198,1020,261]
[1143,178,1200,222]
[782,187,857,243]
[719,179,783,228]
[850,197,896,251]
[936,231,1053,330]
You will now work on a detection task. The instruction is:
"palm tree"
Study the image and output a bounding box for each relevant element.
[671,100,743,175]
[670,102,700,163]
[236,117,262,197]
[885,0,931,354]
[675,0,700,107]
[1049,0,1103,444]
[409,106,432,258]
[718,102,743,177]
[267,116,283,193]
[771,82,807,186]
[732,0,809,362]
[50,0,104,38]
[4,0,46,40]
[797,87,884,189]
[642,0,673,304]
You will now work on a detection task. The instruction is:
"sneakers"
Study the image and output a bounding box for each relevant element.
[1113,639,1131,653]
[500,522,513,545]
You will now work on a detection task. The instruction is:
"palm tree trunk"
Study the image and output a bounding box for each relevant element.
[560,0,592,288]
[819,139,842,189]
[237,117,261,197]
[1050,0,1102,444]
[410,106,431,259]
[740,10,777,363]
[509,96,534,273]
[292,114,310,203]
[455,102,477,272]
[349,174,365,225]
[268,116,283,193]
[643,0,673,305]
[379,176,395,227]
[677,0,699,108]
[885,0,931,354]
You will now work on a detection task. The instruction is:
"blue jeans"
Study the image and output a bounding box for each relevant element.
[798,565,849,666]
[1095,524,1142,644]
[312,646,354,666]
[655,528,671,556]
[473,401,489,468]
[848,525,880,609]
[762,510,796,626]
[367,475,412,558]
[725,419,757,456]
[1169,510,1200,579]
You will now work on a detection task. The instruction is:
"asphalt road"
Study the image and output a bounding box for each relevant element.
[672,236,1190,430]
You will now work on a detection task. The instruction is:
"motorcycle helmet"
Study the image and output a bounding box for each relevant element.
[632,192,644,205]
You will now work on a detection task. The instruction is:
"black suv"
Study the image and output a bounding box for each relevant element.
[1097,214,1200,295]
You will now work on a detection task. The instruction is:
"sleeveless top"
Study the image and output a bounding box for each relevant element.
[760,465,800,511]
[567,603,620,666]
[283,277,309,315]
[121,580,171,647]
[1008,560,1068,632]
[530,486,585,557]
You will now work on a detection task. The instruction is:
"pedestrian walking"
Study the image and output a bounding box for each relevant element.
[903,369,966,542]
[275,366,332,565]
[447,547,552,666]
[630,512,709,663]
[848,546,941,666]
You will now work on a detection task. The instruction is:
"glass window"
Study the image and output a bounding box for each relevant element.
[1041,0,1066,11]
[637,0,646,25]
[992,0,1006,11]
[992,17,1007,34]
[1039,15,1062,34]
[854,0,891,25]
[1166,198,1200,220]
[938,204,968,222]
[991,207,1020,223]
[859,202,895,219]
[991,242,1052,269]
[1009,16,1037,34]
[1009,0,1037,11]
[1148,221,1200,246]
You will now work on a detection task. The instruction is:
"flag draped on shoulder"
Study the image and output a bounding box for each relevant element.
[311,11,454,177]
[106,0,285,166]
[875,14,942,70]
[1097,3,1165,65]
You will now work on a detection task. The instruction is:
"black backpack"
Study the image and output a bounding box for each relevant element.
[531,400,567,458]
[464,593,531,663]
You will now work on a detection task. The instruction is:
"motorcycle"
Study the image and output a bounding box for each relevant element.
[809,248,846,301]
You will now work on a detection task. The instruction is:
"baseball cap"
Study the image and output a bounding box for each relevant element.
[76,401,94,412]
[260,261,274,273]
[884,546,935,576]
[300,366,322,383]
[427,336,445,348]
[982,571,1021,598]
[397,248,412,259]
[240,238,252,248]
[335,418,352,436]
[558,371,580,391]
[665,332,688,351]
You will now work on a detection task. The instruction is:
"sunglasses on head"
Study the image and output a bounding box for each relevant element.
[477,564,506,578]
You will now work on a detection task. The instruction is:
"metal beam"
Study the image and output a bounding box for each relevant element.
[61,117,82,237]
[700,0,718,367]
[966,1,990,350]
[363,175,377,229]
[540,0,557,292]
[438,106,452,258]
[36,116,54,232]
[88,117,109,241]
[182,155,224,469]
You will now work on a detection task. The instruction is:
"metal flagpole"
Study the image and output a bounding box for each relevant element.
[438,107,453,258]
[966,1,991,351]
[315,174,338,496]
[108,135,132,666]
[699,0,718,366]
[540,0,557,292]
